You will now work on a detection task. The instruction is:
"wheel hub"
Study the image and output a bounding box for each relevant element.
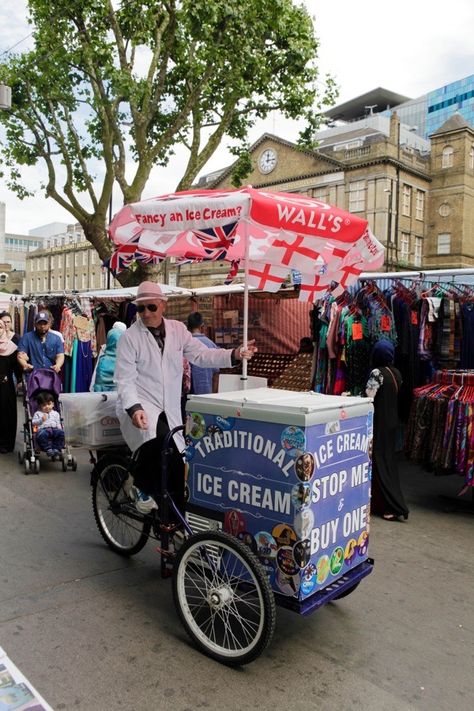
[208,585,233,610]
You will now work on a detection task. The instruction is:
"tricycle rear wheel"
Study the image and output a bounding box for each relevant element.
[332,581,360,600]
[173,530,276,665]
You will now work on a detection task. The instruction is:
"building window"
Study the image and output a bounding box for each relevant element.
[83,251,88,266]
[50,274,55,291]
[43,256,48,269]
[437,233,451,254]
[50,255,55,269]
[442,145,453,168]
[82,273,87,289]
[470,145,474,170]
[415,190,425,220]
[414,237,422,267]
[400,233,410,261]
[65,274,70,290]
[312,187,328,203]
[66,253,70,267]
[402,185,411,217]
[349,180,365,212]
[43,276,48,291]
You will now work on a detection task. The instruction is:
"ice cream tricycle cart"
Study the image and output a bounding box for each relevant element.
[96,186,382,664]
[91,387,374,665]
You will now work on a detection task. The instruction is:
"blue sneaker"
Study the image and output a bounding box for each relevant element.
[129,485,158,514]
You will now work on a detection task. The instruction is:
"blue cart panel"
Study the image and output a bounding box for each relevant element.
[185,388,373,608]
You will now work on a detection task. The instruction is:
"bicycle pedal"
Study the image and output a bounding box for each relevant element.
[156,546,175,559]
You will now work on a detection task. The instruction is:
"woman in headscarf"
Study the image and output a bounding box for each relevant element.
[0,311,19,345]
[92,322,126,392]
[0,320,22,453]
[366,339,409,521]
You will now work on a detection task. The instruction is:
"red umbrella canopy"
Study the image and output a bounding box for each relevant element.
[107,187,384,300]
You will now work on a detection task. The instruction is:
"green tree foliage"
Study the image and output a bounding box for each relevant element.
[0,0,336,284]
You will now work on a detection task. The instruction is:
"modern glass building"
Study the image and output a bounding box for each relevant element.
[324,73,474,139]
[425,74,474,137]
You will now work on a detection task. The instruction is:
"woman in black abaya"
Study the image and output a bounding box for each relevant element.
[0,320,21,453]
[366,339,409,521]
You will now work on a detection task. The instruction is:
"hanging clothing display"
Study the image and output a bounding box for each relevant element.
[405,369,474,487]
[311,282,397,397]
[9,295,98,393]
[310,280,474,422]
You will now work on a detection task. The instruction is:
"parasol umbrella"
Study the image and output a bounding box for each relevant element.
[107,187,384,385]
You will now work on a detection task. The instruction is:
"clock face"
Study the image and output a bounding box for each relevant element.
[258,148,277,174]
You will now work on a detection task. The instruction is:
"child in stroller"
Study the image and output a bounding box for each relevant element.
[32,391,65,459]
[19,368,77,474]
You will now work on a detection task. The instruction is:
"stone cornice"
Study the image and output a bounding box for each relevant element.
[250,155,431,190]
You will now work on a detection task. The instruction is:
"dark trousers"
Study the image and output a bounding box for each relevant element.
[132,413,184,509]
[36,427,65,453]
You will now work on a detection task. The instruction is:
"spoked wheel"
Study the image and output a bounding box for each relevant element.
[92,459,151,556]
[173,530,276,665]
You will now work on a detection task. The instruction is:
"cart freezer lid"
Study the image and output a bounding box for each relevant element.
[187,387,372,426]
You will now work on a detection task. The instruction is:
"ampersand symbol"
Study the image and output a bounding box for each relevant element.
[338,498,345,511]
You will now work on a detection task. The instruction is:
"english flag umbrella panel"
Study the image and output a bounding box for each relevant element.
[107,187,384,299]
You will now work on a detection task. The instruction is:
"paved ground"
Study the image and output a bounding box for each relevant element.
[0,418,472,711]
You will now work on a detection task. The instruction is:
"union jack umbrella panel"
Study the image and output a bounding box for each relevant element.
[107,187,384,301]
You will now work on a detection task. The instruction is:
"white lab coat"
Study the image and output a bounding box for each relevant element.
[115,317,233,453]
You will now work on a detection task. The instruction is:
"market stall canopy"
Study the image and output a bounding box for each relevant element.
[107,187,385,301]
[189,284,258,297]
[0,292,20,309]
[81,284,191,300]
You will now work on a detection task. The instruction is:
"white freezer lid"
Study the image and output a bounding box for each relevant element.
[187,387,372,426]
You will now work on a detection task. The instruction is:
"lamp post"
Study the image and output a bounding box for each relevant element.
[384,186,393,270]
[0,84,11,110]
[390,122,418,271]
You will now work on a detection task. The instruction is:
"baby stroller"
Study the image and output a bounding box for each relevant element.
[18,368,77,474]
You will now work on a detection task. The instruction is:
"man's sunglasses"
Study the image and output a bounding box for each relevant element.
[137,303,158,313]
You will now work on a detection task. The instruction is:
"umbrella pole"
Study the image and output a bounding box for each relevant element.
[241,222,249,390]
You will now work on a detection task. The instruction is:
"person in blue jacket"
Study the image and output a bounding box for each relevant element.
[186,312,219,394]
[17,311,64,373]
[92,322,126,392]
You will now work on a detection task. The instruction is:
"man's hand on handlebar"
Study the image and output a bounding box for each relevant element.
[233,339,258,361]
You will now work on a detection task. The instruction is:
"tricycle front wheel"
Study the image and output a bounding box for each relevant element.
[92,458,151,556]
[173,530,276,665]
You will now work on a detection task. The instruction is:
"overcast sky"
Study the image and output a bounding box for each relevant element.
[1,0,474,234]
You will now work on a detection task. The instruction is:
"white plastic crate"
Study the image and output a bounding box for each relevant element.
[60,391,125,448]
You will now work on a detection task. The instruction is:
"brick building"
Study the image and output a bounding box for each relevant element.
[24,223,121,294]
